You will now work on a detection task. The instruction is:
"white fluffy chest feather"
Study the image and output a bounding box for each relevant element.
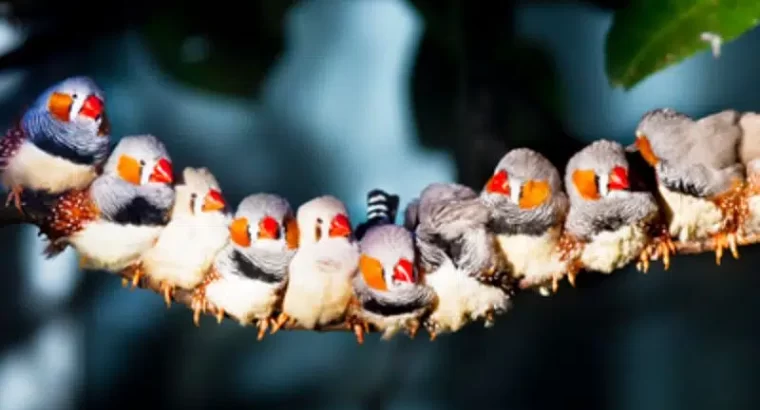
[3,141,97,192]
[281,241,359,329]
[496,226,565,284]
[423,259,509,333]
[580,225,648,274]
[205,273,282,325]
[658,184,723,241]
[141,214,229,289]
[745,194,760,234]
[70,220,164,272]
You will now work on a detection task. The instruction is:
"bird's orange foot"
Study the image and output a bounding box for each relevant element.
[712,231,739,265]
[270,312,292,334]
[129,265,146,290]
[5,185,23,213]
[190,286,210,327]
[424,320,441,341]
[406,319,420,339]
[638,226,676,272]
[256,318,270,341]
[158,281,175,308]
[346,316,370,345]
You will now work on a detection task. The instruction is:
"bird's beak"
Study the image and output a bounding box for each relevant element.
[518,179,550,209]
[359,254,388,291]
[257,216,280,240]
[634,133,659,166]
[393,258,415,283]
[572,169,600,201]
[202,189,226,212]
[484,170,510,196]
[608,166,630,191]
[328,213,352,238]
[284,216,299,249]
[116,155,141,185]
[79,94,104,120]
[229,217,251,247]
[149,158,173,184]
[48,92,73,122]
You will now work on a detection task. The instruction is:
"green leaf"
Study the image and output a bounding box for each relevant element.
[605,0,760,90]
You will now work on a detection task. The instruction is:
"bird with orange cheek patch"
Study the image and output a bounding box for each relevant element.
[343,189,436,343]
[133,167,230,307]
[563,140,666,282]
[37,135,175,272]
[480,148,569,296]
[1,76,110,212]
[196,193,299,339]
[631,108,745,265]
[275,195,360,331]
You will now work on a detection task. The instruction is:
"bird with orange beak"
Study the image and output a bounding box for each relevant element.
[480,148,569,295]
[632,108,745,265]
[197,193,299,339]
[563,140,666,280]
[131,167,230,307]
[276,195,360,331]
[37,135,175,272]
[1,76,110,212]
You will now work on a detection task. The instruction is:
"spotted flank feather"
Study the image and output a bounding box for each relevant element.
[38,189,99,258]
[355,189,400,240]
[0,124,26,171]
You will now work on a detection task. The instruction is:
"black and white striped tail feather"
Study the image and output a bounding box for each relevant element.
[354,189,400,240]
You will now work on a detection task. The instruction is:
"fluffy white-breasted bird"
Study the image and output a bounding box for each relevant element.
[133,167,230,306]
[200,193,299,338]
[276,195,360,330]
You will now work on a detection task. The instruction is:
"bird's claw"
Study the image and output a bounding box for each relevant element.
[483,309,496,328]
[190,286,209,327]
[349,319,370,345]
[270,312,291,334]
[159,281,174,308]
[129,266,145,290]
[712,231,740,265]
[406,319,420,339]
[638,225,676,271]
[5,185,23,214]
[424,320,440,341]
[256,318,269,341]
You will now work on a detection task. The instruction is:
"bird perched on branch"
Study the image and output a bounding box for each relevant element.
[562,140,669,278]
[37,134,175,271]
[276,195,360,331]
[632,108,745,265]
[346,189,436,343]
[408,182,511,339]
[131,167,230,307]
[200,193,299,339]
[1,76,110,211]
[480,148,569,295]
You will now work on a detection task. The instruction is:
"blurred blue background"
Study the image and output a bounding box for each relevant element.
[2,0,760,409]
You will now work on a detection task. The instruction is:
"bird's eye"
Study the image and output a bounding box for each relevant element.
[190,192,198,212]
[139,159,146,166]
[72,93,78,99]
[315,225,322,241]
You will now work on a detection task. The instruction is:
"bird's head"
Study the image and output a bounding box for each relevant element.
[178,167,227,216]
[630,108,691,167]
[567,140,631,203]
[228,193,299,253]
[358,225,416,292]
[296,195,353,246]
[482,148,558,210]
[107,135,174,186]
[39,76,106,129]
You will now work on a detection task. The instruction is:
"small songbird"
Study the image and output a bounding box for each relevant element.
[276,195,360,331]
[37,134,175,271]
[199,193,299,339]
[134,167,230,307]
[346,189,436,343]
[410,182,511,340]
[1,76,110,211]
[563,140,668,279]
[632,108,745,264]
[480,148,569,295]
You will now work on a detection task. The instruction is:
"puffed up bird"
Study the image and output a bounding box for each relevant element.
[632,108,745,264]
[37,134,175,271]
[199,193,299,339]
[480,148,569,295]
[410,182,511,340]
[1,76,110,212]
[132,167,230,307]
[275,195,360,331]
[346,189,436,343]
[562,140,669,279]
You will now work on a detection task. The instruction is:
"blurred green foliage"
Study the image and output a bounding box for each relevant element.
[605,0,760,90]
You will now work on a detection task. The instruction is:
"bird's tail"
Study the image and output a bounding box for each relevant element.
[354,189,400,240]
